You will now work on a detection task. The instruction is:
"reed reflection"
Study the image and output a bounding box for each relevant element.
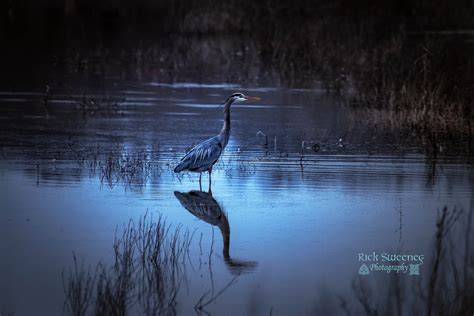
[174,190,257,274]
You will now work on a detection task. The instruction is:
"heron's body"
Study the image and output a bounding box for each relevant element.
[174,93,260,188]
[173,129,228,173]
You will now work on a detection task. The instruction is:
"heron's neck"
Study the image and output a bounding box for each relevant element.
[219,214,231,260]
[219,102,232,145]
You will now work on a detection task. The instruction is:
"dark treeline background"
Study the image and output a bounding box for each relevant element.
[1,0,473,85]
[2,0,474,41]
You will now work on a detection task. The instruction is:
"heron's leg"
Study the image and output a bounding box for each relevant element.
[199,173,202,191]
[208,166,213,189]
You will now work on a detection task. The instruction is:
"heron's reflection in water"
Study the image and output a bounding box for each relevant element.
[174,190,257,274]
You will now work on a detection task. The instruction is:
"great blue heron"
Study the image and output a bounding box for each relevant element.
[174,190,257,274]
[173,92,261,188]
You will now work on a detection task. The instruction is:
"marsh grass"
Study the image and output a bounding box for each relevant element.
[71,92,126,119]
[217,153,257,178]
[65,141,162,189]
[348,37,472,154]
[99,149,154,188]
[63,214,193,316]
[357,82,467,134]
[63,254,95,316]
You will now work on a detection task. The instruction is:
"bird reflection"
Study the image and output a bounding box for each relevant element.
[174,190,257,274]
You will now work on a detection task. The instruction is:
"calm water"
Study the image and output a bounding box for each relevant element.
[0,82,472,315]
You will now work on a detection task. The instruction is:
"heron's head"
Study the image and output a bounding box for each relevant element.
[225,92,261,104]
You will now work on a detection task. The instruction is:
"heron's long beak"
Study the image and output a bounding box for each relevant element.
[245,96,261,101]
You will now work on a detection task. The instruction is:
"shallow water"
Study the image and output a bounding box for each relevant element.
[0,82,472,315]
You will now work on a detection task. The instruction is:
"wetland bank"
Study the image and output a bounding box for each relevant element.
[1,1,473,315]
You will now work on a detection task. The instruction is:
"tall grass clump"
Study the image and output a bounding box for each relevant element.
[350,34,472,152]
[63,214,192,316]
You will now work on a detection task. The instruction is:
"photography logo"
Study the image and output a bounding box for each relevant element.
[358,264,370,275]
[409,264,421,275]
[357,252,424,276]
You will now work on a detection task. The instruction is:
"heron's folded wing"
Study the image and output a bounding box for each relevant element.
[177,137,222,171]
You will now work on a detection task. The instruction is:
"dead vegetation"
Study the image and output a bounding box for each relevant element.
[63,214,193,315]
